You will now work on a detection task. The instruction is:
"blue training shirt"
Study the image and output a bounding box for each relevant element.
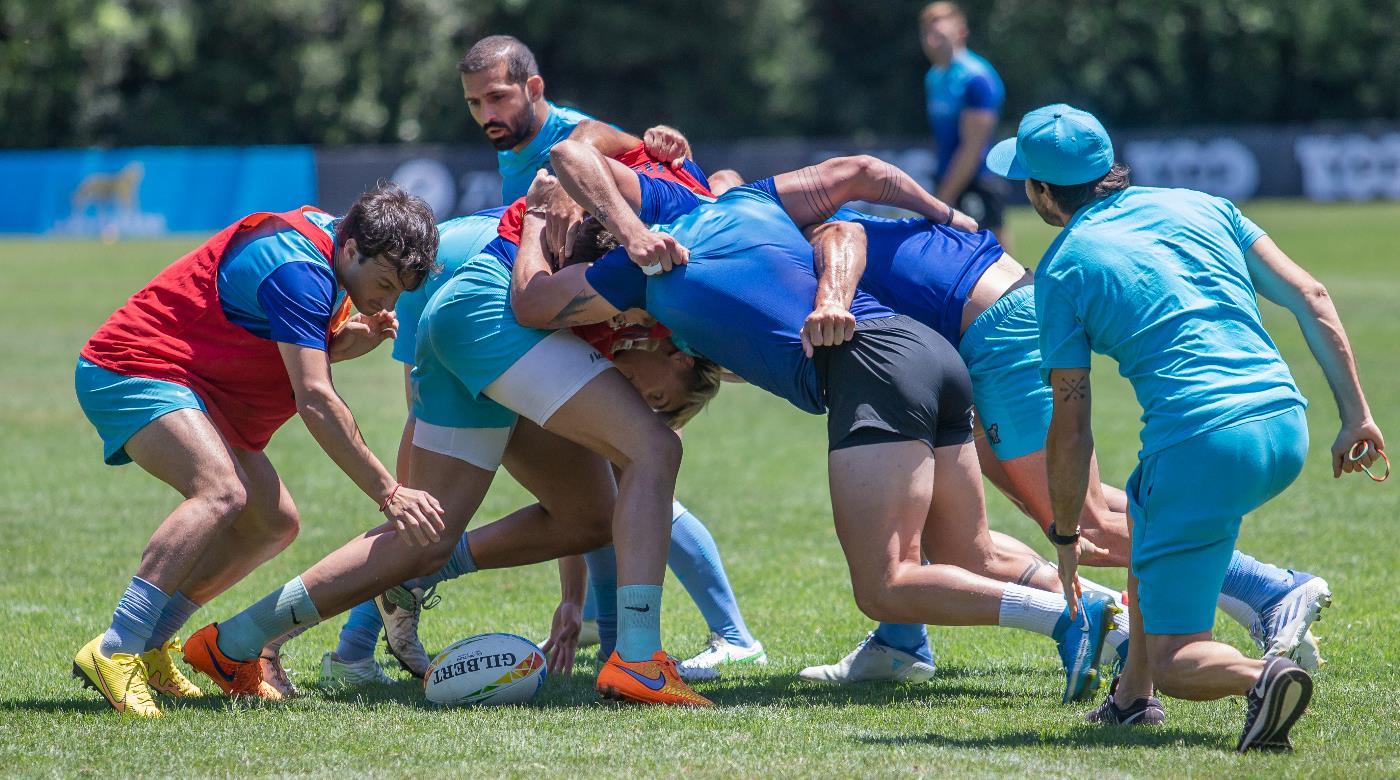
[829,207,1004,347]
[925,49,1004,177]
[497,103,593,202]
[218,210,344,350]
[1035,186,1306,457]
[393,207,508,364]
[586,182,895,414]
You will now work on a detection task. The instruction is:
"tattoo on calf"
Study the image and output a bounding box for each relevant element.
[795,166,838,220]
[1058,375,1089,402]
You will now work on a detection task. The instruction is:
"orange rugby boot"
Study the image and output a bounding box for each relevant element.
[596,651,713,707]
[182,623,284,701]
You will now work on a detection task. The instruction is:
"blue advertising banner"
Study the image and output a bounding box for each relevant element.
[0,146,317,237]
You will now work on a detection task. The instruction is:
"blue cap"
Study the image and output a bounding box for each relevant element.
[986,104,1114,185]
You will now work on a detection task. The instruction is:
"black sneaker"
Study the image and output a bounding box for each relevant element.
[1084,676,1166,726]
[1237,656,1313,753]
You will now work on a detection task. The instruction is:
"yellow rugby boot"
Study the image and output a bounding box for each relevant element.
[141,638,204,698]
[72,635,161,718]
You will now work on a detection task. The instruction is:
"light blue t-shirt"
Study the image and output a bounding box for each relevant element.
[392,207,507,364]
[218,210,344,349]
[1035,186,1306,457]
[497,103,593,202]
[924,49,1004,177]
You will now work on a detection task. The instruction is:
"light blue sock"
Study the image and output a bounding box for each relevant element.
[616,584,663,662]
[216,576,321,662]
[1220,550,1301,614]
[668,501,756,647]
[405,533,478,591]
[581,580,600,622]
[871,622,934,665]
[584,546,618,658]
[145,591,200,651]
[335,600,383,662]
[100,576,170,656]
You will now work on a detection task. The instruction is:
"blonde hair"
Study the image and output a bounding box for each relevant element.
[663,356,724,430]
[920,1,965,28]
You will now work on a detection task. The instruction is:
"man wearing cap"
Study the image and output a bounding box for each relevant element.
[988,103,1386,751]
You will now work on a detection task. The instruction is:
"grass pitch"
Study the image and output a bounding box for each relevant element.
[2,203,1397,778]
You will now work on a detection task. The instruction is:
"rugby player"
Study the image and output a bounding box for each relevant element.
[181,137,735,708]
[456,36,760,669]
[993,104,1385,748]
[72,186,443,717]
[510,147,1121,703]
[798,205,1332,683]
[920,2,1010,246]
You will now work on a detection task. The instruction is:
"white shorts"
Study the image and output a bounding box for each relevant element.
[483,329,613,426]
[411,419,515,471]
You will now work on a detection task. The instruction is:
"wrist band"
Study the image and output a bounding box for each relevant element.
[1048,523,1080,546]
[379,483,402,512]
[943,208,956,226]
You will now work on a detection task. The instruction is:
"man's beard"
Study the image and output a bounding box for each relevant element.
[482,108,537,151]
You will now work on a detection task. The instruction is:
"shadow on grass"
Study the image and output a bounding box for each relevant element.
[856,726,1227,751]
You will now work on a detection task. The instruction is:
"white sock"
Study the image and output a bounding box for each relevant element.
[998,583,1068,637]
[1078,575,1121,601]
[1217,593,1258,630]
[1101,609,1131,666]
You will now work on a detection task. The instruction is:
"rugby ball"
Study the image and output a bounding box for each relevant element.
[423,633,547,706]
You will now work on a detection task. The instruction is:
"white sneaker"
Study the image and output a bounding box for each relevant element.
[677,633,767,681]
[798,633,935,684]
[375,585,440,679]
[1251,576,1332,671]
[578,619,600,649]
[319,652,395,686]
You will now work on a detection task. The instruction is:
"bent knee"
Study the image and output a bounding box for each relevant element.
[851,580,906,624]
[195,479,248,522]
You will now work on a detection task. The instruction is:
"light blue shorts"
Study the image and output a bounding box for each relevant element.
[1127,405,1308,634]
[74,357,207,465]
[409,256,544,430]
[957,285,1052,461]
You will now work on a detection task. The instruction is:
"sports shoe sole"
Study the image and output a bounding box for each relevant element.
[1237,666,1313,753]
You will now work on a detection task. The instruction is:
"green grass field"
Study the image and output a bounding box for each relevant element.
[2,202,1397,778]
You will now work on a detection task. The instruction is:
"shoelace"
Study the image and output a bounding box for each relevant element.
[260,652,293,691]
[126,658,156,708]
[421,585,442,610]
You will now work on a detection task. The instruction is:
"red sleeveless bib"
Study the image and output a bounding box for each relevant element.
[81,207,353,452]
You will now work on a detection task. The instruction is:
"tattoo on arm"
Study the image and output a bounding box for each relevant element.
[795,166,838,221]
[547,289,601,328]
[877,160,900,205]
[1058,375,1089,402]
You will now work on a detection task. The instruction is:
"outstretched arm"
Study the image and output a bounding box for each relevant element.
[772,155,978,231]
[509,172,622,330]
[1045,367,1094,616]
[1247,235,1386,476]
[550,139,689,272]
[800,220,866,356]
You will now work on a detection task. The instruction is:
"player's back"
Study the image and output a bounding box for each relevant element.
[392,207,506,365]
[832,208,1003,345]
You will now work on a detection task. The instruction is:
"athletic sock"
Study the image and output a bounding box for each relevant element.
[667,501,757,648]
[871,622,935,665]
[334,600,384,663]
[615,584,663,662]
[997,583,1069,638]
[1220,550,1298,614]
[1077,574,1121,602]
[404,533,478,591]
[581,580,600,622]
[100,576,170,657]
[584,546,618,657]
[145,591,200,651]
[1217,592,1258,630]
[215,576,321,662]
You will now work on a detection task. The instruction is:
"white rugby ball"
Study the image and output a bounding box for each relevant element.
[423,633,547,706]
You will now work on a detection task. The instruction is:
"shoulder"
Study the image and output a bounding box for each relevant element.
[549,103,594,127]
[961,50,1002,80]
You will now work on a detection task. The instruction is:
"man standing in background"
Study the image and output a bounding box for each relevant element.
[921,2,1009,247]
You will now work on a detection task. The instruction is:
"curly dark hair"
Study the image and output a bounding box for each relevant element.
[335,183,439,291]
[1041,162,1132,216]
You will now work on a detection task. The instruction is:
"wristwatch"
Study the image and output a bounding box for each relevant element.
[1047,523,1080,546]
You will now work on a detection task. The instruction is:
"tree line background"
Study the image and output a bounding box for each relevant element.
[5,0,1398,149]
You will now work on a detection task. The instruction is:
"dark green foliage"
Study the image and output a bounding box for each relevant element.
[4,0,1398,148]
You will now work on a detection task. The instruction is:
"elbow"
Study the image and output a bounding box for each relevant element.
[509,293,553,330]
[295,385,338,422]
[1303,282,1331,307]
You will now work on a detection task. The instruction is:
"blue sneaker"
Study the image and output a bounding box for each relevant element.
[1054,591,1119,704]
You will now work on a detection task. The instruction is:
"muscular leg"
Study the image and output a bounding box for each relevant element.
[175,449,300,605]
[989,446,1131,568]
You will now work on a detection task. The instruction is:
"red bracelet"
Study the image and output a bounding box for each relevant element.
[379,483,402,512]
